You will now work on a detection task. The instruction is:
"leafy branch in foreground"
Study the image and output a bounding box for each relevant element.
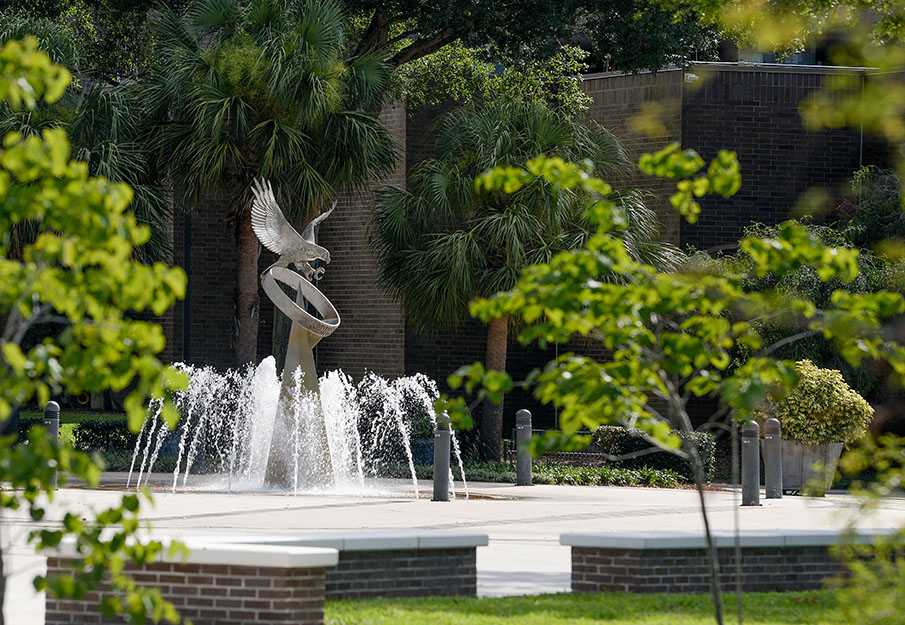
[0,36,187,625]
[440,149,905,625]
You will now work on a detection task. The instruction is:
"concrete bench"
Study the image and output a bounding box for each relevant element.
[562,529,897,594]
[208,530,488,599]
[45,538,338,625]
[45,530,487,624]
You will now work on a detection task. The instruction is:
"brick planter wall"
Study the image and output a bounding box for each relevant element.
[44,559,327,625]
[570,545,845,593]
[327,547,476,599]
[563,530,894,594]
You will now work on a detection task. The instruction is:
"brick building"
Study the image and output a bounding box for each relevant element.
[163,62,886,434]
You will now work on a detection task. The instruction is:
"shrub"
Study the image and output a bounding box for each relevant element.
[765,360,873,446]
[71,419,138,451]
[592,426,715,483]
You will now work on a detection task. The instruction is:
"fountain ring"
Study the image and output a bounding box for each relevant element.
[261,266,340,339]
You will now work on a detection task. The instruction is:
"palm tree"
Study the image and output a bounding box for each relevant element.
[143,0,396,365]
[0,14,171,263]
[371,99,683,460]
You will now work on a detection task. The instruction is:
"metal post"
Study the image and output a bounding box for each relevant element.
[432,413,451,501]
[516,409,532,486]
[43,400,60,486]
[763,418,783,499]
[741,420,761,506]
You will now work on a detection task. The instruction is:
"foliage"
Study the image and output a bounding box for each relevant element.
[146,0,395,218]
[756,360,874,447]
[325,590,841,625]
[377,460,684,488]
[0,36,186,624]
[593,425,715,482]
[350,0,719,71]
[0,19,174,262]
[831,433,905,625]
[372,99,682,333]
[443,147,905,624]
[729,220,896,401]
[0,0,173,80]
[145,0,397,364]
[842,167,904,252]
[395,43,592,116]
[70,419,139,452]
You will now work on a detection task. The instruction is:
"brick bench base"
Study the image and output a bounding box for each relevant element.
[44,559,327,625]
[570,545,846,593]
[327,547,476,599]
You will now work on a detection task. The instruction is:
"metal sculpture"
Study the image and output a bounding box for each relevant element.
[251,179,341,487]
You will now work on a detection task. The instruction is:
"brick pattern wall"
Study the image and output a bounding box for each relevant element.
[315,103,407,379]
[681,66,863,252]
[571,545,846,594]
[44,558,325,625]
[582,70,685,245]
[325,547,477,599]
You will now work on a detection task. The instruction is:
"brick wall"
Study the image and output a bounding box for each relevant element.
[326,547,477,599]
[571,545,846,593]
[44,558,326,625]
[315,103,407,379]
[681,65,864,252]
[582,69,685,245]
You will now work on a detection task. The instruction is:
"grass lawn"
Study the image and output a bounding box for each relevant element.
[326,592,842,625]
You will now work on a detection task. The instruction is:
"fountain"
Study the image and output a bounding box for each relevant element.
[129,181,467,497]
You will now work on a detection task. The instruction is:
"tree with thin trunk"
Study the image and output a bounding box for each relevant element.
[143,0,396,365]
[371,99,683,459]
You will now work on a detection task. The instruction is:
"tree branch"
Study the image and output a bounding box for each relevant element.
[389,33,457,67]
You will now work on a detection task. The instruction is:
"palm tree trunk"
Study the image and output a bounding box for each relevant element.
[234,208,260,366]
[480,315,508,461]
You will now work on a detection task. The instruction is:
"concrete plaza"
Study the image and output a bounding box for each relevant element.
[5,475,905,625]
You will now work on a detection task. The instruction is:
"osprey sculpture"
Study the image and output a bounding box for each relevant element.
[251,178,336,281]
[249,178,341,489]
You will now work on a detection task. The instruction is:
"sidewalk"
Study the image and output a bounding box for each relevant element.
[5,475,905,624]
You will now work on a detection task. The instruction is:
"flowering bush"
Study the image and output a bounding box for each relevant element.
[770,360,873,446]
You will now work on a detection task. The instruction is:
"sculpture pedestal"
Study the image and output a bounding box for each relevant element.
[261,267,340,489]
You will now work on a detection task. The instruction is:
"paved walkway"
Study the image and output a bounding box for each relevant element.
[5,474,905,624]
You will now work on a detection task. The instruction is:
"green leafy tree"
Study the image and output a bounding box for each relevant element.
[0,36,187,624]
[0,13,172,264]
[349,0,718,71]
[144,0,397,365]
[444,147,905,623]
[372,100,683,460]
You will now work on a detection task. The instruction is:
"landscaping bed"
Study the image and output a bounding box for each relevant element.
[325,591,840,625]
[378,461,684,488]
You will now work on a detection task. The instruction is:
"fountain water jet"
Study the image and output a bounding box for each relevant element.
[130,181,467,496]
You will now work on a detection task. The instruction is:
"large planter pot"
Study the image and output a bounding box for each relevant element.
[781,440,844,493]
[410,438,434,466]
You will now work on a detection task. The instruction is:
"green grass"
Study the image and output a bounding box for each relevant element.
[326,591,842,625]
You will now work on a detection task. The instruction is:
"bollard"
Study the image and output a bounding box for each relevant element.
[43,400,60,486]
[741,420,761,506]
[515,409,532,486]
[763,418,783,499]
[432,413,451,501]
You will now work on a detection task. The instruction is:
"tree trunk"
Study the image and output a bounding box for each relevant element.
[480,315,508,461]
[234,208,260,366]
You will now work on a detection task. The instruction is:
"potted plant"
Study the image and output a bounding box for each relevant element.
[405,400,436,466]
[763,360,873,493]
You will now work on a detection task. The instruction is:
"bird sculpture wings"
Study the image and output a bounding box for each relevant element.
[250,179,336,280]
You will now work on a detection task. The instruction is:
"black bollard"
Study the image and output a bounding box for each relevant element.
[432,413,451,501]
[515,409,533,486]
[44,400,60,486]
[741,420,761,506]
[763,418,783,499]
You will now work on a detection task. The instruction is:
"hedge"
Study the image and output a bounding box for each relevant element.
[592,426,715,483]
